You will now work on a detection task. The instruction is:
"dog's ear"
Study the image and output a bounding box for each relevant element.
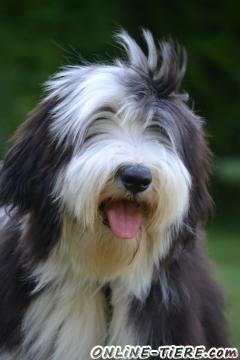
[182,124,213,228]
[0,99,74,260]
[0,98,71,213]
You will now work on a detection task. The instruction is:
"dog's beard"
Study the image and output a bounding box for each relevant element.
[56,186,175,281]
[57,215,149,280]
[55,192,188,283]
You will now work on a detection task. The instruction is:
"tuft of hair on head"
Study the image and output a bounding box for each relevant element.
[115,29,187,98]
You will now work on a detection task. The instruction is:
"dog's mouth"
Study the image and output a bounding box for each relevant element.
[100,199,141,240]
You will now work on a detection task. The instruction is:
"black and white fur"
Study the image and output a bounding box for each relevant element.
[0,30,229,359]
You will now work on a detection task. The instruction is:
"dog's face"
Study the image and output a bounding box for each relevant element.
[0,31,211,282]
[53,80,191,278]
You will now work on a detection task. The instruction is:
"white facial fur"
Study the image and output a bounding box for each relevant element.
[48,71,191,286]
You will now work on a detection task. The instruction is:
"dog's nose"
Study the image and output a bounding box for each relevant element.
[118,164,152,193]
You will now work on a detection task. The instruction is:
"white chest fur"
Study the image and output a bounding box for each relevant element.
[16,270,138,360]
[20,281,107,360]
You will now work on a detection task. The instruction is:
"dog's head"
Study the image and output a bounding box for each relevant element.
[0,31,211,281]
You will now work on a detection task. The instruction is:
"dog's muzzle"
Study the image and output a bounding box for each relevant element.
[99,164,152,240]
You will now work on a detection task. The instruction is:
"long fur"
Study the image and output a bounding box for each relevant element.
[0,30,229,359]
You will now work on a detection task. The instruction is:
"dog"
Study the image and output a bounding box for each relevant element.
[0,30,229,359]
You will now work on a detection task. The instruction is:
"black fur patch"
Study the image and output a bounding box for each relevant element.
[0,99,74,350]
[0,217,35,349]
[129,242,230,350]
[0,99,73,261]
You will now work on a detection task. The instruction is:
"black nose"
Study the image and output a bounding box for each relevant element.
[118,164,152,193]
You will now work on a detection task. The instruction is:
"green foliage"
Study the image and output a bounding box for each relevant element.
[207,229,240,346]
[214,158,240,183]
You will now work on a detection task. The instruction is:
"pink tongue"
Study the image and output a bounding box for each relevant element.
[105,200,141,239]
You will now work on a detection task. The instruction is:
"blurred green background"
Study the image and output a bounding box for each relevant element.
[0,0,239,347]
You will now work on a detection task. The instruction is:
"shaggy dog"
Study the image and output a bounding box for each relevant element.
[0,30,229,359]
